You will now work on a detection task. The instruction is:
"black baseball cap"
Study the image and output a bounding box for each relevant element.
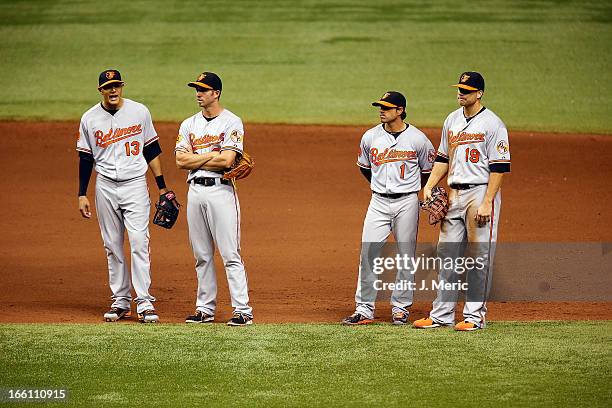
[98,69,124,90]
[188,72,222,91]
[452,71,485,92]
[372,91,406,108]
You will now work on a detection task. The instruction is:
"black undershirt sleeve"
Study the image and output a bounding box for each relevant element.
[421,172,431,188]
[489,163,511,173]
[359,167,372,183]
[78,151,94,196]
[143,140,162,163]
[435,155,449,164]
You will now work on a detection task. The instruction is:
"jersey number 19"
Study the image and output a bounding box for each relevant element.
[465,147,480,163]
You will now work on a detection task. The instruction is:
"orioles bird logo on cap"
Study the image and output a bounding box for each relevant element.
[197,73,206,81]
[106,71,115,79]
[383,92,390,99]
[460,74,470,83]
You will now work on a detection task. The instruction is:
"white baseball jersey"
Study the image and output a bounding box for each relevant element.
[175,109,244,182]
[76,98,158,181]
[357,124,435,193]
[437,107,510,185]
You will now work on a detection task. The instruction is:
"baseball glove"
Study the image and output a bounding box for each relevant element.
[420,186,449,225]
[153,191,180,229]
[222,152,254,181]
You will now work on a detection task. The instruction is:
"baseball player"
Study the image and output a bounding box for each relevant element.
[77,69,174,323]
[413,71,511,331]
[175,71,253,326]
[342,91,435,325]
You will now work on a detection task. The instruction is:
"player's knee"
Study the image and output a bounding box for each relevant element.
[103,243,124,258]
[128,232,149,250]
[221,253,242,269]
[195,255,214,268]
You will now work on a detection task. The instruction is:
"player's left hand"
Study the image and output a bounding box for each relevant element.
[475,201,492,227]
[153,190,181,229]
[78,196,92,219]
[159,188,180,209]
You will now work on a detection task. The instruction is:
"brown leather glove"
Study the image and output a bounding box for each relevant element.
[222,152,254,181]
[420,186,449,225]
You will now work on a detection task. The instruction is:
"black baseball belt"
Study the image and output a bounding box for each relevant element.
[191,177,230,186]
[449,183,486,190]
[373,191,416,199]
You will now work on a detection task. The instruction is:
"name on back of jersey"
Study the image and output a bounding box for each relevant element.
[370,148,416,166]
[95,124,143,148]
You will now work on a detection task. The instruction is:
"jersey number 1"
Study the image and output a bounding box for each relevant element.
[465,147,480,163]
[124,141,140,156]
[399,163,407,179]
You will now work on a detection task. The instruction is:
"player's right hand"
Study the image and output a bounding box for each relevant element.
[423,187,433,202]
[78,196,92,219]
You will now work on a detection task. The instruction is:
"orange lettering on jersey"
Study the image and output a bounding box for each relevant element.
[95,124,143,148]
[370,148,417,166]
[448,130,485,147]
[190,133,222,150]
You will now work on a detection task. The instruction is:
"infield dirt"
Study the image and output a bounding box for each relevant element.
[1,122,610,323]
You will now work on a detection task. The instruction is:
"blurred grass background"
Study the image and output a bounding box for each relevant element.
[1,322,611,407]
[0,0,610,133]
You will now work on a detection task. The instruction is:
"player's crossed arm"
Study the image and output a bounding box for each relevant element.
[175,150,217,170]
[175,150,236,171]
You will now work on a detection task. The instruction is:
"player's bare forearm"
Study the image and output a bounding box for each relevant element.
[475,173,504,226]
[147,156,164,177]
[147,156,170,194]
[483,172,504,203]
[200,150,237,171]
[175,151,216,170]
[424,162,449,190]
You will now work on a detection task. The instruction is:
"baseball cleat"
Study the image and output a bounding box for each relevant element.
[104,307,131,322]
[413,317,446,329]
[227,313,253,326]
[185,310,214,324]
[342,312,373,326]
[392,311,410,325]
[138,309,159,323]
[455,321,481,331]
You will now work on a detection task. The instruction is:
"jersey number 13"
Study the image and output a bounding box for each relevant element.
[124,141,141,156]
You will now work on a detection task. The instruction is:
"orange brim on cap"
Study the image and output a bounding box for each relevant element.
[372,100,398,108]
[452,84,479,91]
[188,82,213,89]
[98,79,124,90]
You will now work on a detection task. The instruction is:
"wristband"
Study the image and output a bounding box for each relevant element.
[155,175,167,190]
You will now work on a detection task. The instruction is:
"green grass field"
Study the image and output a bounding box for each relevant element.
[1,1,611,406]
[0,322,610,407]
[0,0,611,132]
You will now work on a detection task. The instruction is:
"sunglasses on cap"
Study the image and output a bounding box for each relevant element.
[458,87,478,95]
[194,86,215,93]
[101,83,123,91]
